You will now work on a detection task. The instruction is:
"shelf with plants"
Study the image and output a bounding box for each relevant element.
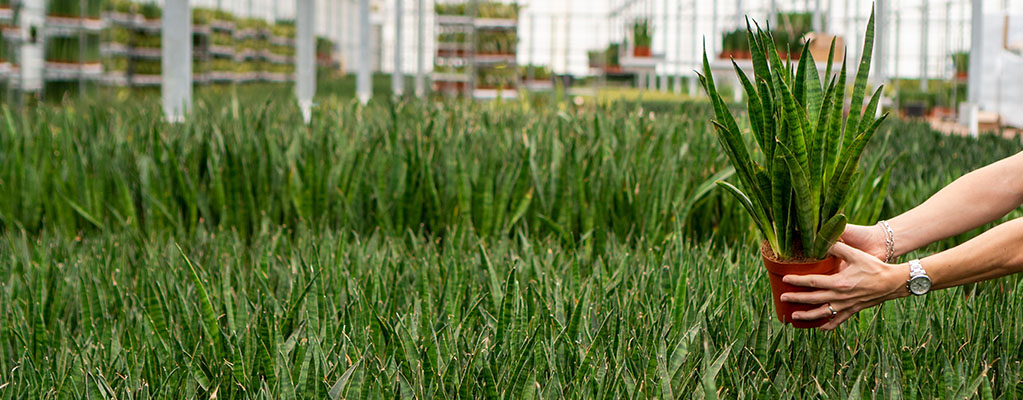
[952,51,968,81]
[44,34,103,80]
[720,12,813,61]
[270,20,294,45]
[99,1,160,87]
[0,0,14,23]
[588,42,622,74]
[433,1,519,97]
[316,36,335,68]
[433,5,472,94]
[46,0,105,34]
[520,64,552,90]
[630,19,651,57]
[0,28,9,78]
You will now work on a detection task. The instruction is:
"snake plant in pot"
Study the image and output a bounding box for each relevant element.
[700,8,886,328]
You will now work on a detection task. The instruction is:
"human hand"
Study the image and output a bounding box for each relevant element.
[779,242,908,330]
[840,223,888,261]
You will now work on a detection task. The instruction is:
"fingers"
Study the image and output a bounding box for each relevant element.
[782,273,837,289]
[791,303,836,321]
[820,311,853,330]
[828,241,872,263]
[817,298,885,330]
[780,289,841,305]
[839,223,871,242]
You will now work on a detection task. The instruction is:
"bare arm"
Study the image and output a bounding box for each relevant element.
[888,151,1023,256]
[776,151,1023,330]
[842,151,1023,260]
[781,216,1023,329]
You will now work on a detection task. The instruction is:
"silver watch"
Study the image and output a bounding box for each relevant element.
[907,259,932,296]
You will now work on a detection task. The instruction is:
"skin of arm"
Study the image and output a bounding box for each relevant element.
[781,217,1023,330]
[845,151,1023,259]
[776,151,1023,330]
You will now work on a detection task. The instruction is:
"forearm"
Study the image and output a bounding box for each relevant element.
[917,217,1023,291]
[888,152,1023,256]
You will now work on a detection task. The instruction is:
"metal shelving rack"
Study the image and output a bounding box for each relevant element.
[0,1,18,89]
[198,12,235,83]
[433,11,472,96]
[42,0,105,94]
[100,5,161,87]
[432,1,519,99]
[471,14,517,99]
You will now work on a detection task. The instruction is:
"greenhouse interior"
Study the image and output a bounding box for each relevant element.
[2,0,1023,398]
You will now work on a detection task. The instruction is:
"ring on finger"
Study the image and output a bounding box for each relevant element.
[827,303,837,318]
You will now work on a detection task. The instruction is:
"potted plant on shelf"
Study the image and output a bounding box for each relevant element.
[632,19,651,57]
[699,9,886,328]
[952,51,968,80]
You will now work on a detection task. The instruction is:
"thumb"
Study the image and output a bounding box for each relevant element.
[828,241,871,263]
[838,223,871,244]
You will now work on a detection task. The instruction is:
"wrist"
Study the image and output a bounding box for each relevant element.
[884,262,913,300]
[878,220,896,262]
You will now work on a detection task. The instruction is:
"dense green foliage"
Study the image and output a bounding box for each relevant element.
[0,89,1022,398]
[701,11,885,260]
[0,100,739,244]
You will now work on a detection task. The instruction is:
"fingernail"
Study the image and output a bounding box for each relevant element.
[780,295,789,302]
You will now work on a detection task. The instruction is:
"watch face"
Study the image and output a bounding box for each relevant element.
[909,276,932,295]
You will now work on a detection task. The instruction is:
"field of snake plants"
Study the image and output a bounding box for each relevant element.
[1,93,1022,398]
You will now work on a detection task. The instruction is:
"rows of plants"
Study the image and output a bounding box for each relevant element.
[476,30,517,55]
[44,34,102,64]
[2,86,1022,397]
[434,2,519,93]
[520,64,551,81]
[719,12,814,59]
[47,0,103,19]
[434,1,519,19]
[93,3,301,86]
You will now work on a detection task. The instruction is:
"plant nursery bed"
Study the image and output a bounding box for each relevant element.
[45,16,106,32]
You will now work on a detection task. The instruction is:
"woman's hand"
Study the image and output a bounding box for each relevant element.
[840,223,888,261]
[779,242,909,330]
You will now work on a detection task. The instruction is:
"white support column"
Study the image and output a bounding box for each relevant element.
[945,1,952,78]
[297,0,316,123]
[415,0,425,97]
[660,0,669,92]
[162,0,192,122]
[812,0,822,32]
[735,0,743,28]
[19,0,44,93]
[965,0,983,138]
[341,0,349,70]
[711,0,718,55]
[920,1,928,91]
[893,12,900,80]
[674,0,682,94]
[393,0,404,96]
[873,0,887,86]
[357,0,371,104]
[689,0,698,97]
[769,0,777,27]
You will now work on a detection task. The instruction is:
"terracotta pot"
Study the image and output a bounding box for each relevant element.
[761,242,841,329]
[633,46,651,57]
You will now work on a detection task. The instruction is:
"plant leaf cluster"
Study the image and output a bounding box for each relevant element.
[699,8,887,260]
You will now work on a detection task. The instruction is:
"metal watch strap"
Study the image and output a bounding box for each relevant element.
[907,259,931,296]
[908,259,925,278]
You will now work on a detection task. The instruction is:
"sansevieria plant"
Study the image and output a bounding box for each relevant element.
[700,8,886,261]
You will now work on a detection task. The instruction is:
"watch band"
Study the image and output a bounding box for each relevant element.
[908,259,925,278]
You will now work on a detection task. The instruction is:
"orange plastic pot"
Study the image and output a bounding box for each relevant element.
[761,243,840,329]
[633,46,652,57]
